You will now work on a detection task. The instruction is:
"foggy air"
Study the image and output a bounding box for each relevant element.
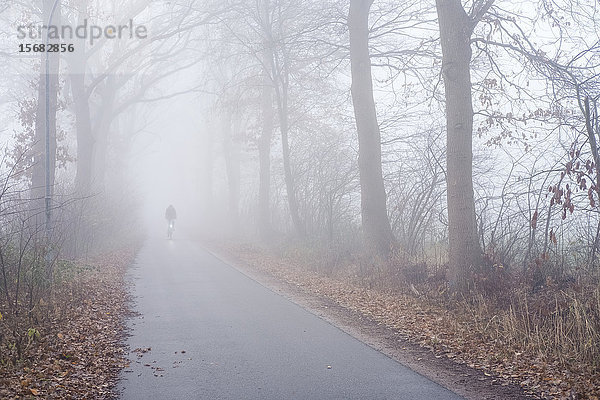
[1,0,599,398]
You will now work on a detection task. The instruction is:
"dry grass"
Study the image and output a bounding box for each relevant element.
[453,286,600,397]
[489,287,599,363]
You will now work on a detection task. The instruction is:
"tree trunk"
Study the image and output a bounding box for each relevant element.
[71,71,93,195]
[258,70,274,239]
[223,112,241,234]
[278,90,304,237]
[31,0,61,221]
[270,56,304,237]
[199,119,214,227]
[348,0,394,257]
[91,76,117,192]
[436,0,482,291]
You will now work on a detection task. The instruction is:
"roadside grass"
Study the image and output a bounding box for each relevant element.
[222,242,600,399]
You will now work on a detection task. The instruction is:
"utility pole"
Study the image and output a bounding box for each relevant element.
[45,0,60,280]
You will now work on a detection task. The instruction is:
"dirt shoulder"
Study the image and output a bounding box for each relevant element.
[206,242,541,400]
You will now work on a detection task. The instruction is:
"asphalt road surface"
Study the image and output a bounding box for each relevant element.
[118,235,463,400]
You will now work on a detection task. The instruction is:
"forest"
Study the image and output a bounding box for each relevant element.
[0,0,599,398]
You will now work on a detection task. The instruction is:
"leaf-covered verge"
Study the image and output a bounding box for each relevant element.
[219,242,600,400]
[0,248,136,399]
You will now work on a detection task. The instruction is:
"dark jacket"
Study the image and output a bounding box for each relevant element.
[165,206,177,220]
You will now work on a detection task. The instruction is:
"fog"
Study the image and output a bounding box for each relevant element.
[130,92,204,235]
[0,0,597,264]
[1,0,600,397]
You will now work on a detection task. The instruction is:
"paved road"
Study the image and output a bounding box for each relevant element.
[118,236,463,399]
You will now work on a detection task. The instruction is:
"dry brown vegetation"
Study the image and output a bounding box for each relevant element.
[222,242,600,399]
[0,248,135,399]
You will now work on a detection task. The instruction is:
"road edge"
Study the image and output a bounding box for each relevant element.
[201,243,535,400]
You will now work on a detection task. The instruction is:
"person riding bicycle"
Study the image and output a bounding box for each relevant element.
[165,205,177,237]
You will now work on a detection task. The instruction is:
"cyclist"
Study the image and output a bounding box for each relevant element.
[165,204,177,238]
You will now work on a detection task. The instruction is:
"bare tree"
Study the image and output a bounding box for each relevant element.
[67,0,212,194]
[436,0,494,291]
[262,0,305,237]
[348,0,394,257]
[472,0,600,267]
[258,59,275,238]
[216,0,337,237]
